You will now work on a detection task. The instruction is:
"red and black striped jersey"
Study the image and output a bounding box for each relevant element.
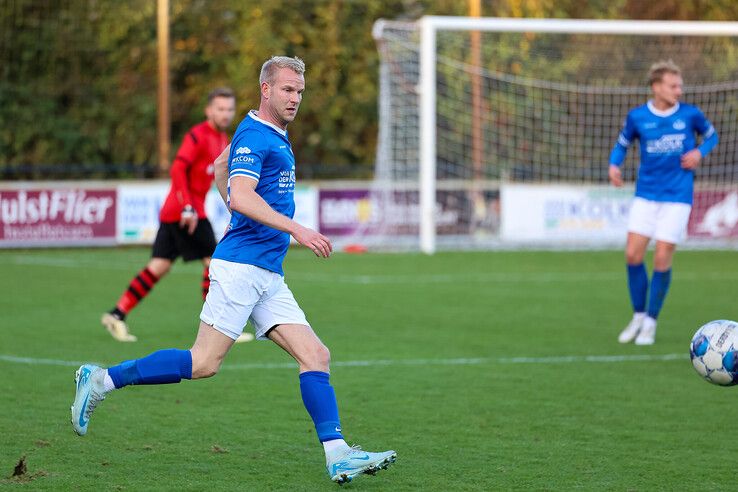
[159,121,229,222]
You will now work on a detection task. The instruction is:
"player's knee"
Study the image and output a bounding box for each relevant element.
[653,245,675,270]
[653,254,672,271]
[625,249,644,265]
[315,343,331,369]
[318,343,331,366]
[302,342,331,371]
[148,258,172,277]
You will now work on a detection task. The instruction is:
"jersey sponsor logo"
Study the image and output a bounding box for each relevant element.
[672,119,686,130]
[277,165,296,194]
[231,155,255,164]
[645,134,685,154]
[235,146,251,155]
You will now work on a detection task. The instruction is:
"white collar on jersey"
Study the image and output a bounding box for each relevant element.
[248,110,287,136]
[647,100,680,118]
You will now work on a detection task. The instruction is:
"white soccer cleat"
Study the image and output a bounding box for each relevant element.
[235,332,255,343]
[635,317,657,345]
[101,313,137,342]
[326,445,396,484]
[618,313,645,344]
[70,364,107,436]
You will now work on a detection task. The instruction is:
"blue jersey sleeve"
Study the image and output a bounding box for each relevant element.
[694,109,719,157]
[228,129,269,183]
[609,111,637,166]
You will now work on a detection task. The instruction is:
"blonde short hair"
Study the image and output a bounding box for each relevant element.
[648,60,681,86]
[259,56,306,85]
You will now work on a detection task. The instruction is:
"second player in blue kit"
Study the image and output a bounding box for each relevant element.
[609,60,718,345]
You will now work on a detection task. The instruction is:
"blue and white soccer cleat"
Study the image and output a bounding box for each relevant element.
[326,445,396,484]
[70,364,107,436]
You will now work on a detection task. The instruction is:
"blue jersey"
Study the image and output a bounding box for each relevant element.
[609,101,718,204]
[213,111,296,275]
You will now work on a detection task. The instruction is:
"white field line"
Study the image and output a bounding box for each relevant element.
[0,355,103,367]
[5,255,738,283]
[285,272,738,284]
[0,352,687,371]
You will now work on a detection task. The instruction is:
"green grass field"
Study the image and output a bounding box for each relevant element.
[2,246,738,490]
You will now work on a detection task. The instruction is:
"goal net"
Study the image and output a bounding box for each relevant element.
[353,17,738,253]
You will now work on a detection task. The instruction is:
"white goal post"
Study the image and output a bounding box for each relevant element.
[370,16,738,254]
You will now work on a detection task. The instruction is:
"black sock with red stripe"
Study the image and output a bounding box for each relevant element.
[113,267,160,318]
[202,266,210,300]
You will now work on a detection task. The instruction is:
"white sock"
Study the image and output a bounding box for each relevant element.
[103,371,116,392]
[633,312,646,321]
[323,439,349,457]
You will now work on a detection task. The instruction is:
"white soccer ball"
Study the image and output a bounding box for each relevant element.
[690,320,738,386]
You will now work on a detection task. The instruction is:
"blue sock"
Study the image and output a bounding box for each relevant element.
[627,263,648,313]
[107,349,192,389]
[647,269,672,320]
[299,371,343,442]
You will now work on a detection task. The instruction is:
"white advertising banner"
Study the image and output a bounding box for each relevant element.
[116,183,169,244]
[292,185,319,232]
[501,183,632,244]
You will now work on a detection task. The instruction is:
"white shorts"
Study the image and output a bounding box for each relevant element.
[627,197,692,244]
[200,259,309,340]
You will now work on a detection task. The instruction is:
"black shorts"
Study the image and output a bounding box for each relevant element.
[151,219,217,262]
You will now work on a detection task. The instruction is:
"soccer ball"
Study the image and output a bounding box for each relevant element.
[690,320,738,386]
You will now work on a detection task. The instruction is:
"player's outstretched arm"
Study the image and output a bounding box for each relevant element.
[229,176,332,257]
[213,145,231,208]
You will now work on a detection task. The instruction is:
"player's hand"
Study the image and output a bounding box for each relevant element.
[179,206,198,235]
[608,164,623,187]
[292,224,332,258]
[681,149,702,170]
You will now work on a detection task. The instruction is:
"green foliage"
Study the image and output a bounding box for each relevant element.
[2,0,737,178]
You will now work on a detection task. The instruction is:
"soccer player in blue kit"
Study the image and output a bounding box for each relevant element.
[70,56,396,484]
[609,60,718,345]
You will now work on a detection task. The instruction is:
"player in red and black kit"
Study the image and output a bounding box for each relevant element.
[101,88,236,342]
